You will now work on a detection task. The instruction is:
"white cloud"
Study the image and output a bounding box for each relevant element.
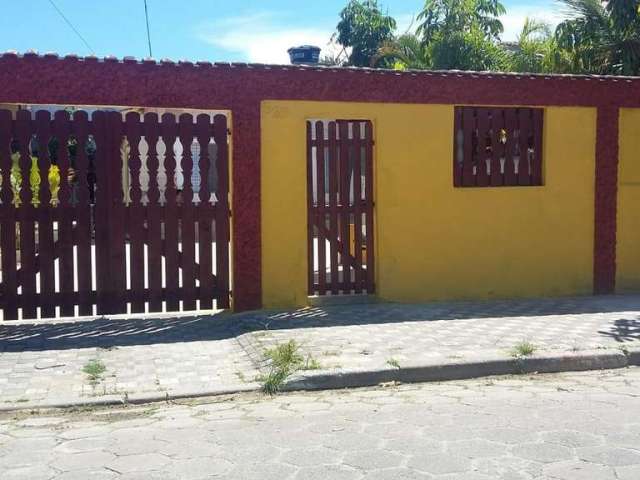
[197,6,564,64]
[500,4,566,41]
[396,13,419,35]
[196,12,337,64]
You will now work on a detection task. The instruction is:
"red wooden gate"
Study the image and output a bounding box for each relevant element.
[0,108,230,320]
[307,119,375,296]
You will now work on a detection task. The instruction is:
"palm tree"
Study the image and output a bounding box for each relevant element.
[507,18,573,73]
[372,33,430,69]
[555,0,640,75]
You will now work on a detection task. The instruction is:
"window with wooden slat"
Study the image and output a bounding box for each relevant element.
[453,106,544,187]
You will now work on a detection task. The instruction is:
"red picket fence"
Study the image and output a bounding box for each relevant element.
[0,108,230,320]
[453,106,544,187]
[306,119,375,296]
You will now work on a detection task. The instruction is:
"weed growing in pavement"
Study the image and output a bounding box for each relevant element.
[83,359,107,386]
[386,358,401,369]
[260,340,321,394]
[302,355,322,371]
[511,341,537,358]
[260,368,292,395]
[265,340,304,369]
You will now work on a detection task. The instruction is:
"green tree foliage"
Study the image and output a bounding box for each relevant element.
[506,18,574,73]
[334,0,640,75]
[335,0,397,67]
[555,0,640,75]
[428,27,509,70]
[374,33,430,69]
[416,0,506,43]
[374,29,508,71]
[416,0,508,70]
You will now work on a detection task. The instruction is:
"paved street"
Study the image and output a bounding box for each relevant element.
[1,295,639,408]
[0,367,639,479]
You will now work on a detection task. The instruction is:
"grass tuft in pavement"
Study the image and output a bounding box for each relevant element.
[386,358,401,369]
[511,341,537,358]
[260,340,322,394]
[265,340,304,369]
[83,359,107,386]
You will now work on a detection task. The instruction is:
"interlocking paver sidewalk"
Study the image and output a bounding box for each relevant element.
[0,294,639,409]
[0,314,261,409]
[239,295,640,385]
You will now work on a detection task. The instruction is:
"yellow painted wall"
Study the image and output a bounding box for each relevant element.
[617,109,640,292]
[261,101,596,308]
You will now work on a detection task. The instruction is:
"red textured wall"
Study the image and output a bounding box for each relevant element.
[229,101,262,310]
[0,53,631,308]
[2,54,640,108]
[594,106,620,294]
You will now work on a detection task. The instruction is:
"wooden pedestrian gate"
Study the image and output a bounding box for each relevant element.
[0,108,230,320]
[307,119,375,296]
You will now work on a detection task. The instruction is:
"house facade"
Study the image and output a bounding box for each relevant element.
[0,52,638,317]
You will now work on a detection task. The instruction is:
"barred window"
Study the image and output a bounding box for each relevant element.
[453,106,544,187]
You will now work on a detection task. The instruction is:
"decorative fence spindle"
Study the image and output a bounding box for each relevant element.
[125,112,145,313]
[503,109,518,185]
[161,113,180,311]
[517,109,531,186]
[196,113,214,310]
[16,110,37,318]
[36,110,56,318]
[462,108,476,186]
[178,114,197,311]
[72,110,93,316]
[53,110,75,316]
[476,108,490,187]
[490,110,504,186]
[143,112,163,312]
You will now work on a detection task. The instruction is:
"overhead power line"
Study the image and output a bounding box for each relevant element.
[47,0,95,55]
[144,0,153,57]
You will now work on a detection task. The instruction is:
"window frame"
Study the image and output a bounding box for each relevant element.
[453,106,544,188]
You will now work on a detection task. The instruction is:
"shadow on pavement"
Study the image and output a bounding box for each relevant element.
[598,317,640,343]
[1,295,638,352]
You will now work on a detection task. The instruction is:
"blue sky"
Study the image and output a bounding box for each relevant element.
[1,1,563,64]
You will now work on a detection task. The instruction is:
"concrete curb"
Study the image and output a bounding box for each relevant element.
[0,384,260,413]
[0,349,636,412]
[283,350,631,391]
[625,345,640,366]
